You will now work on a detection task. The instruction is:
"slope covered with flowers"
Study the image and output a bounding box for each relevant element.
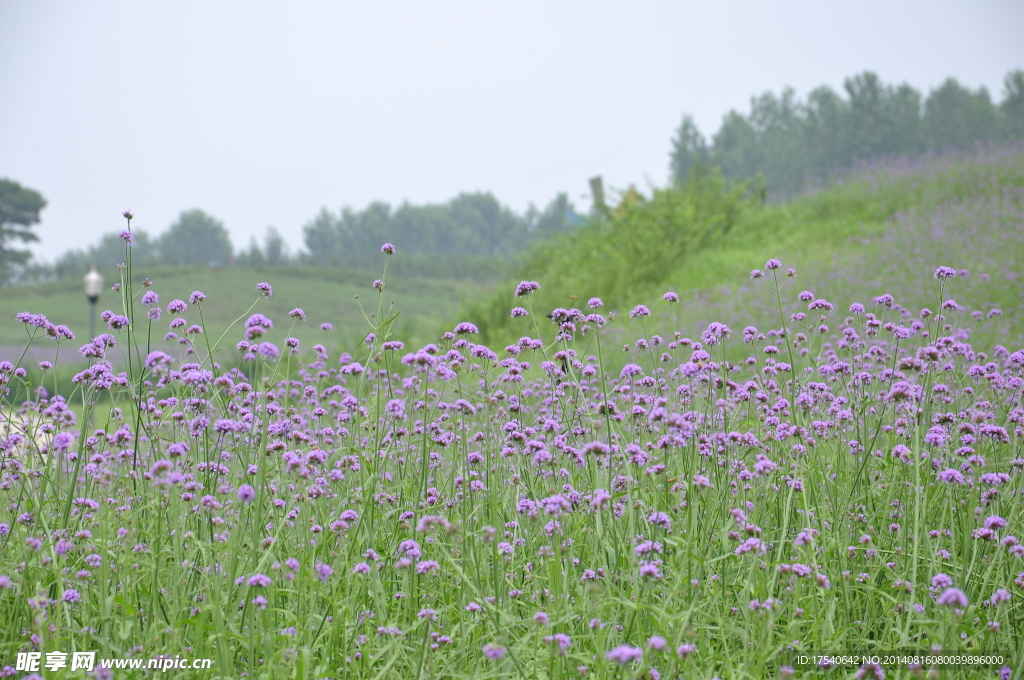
[1,235,1022,679]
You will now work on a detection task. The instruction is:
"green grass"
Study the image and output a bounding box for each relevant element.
[1,263,495,362]
[472,144,1024,358]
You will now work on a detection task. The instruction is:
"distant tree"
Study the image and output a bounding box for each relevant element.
[843,72,922,162]
[924,78,1000,149]
[803,85,849,179]
[438,192,525,255]
[711,111,761,183]
[388,202,457,254]
[526,193,581,236]
[673,69,1018,195]
[336,201,392,257]
[746,88,806,191]
[157,209,233,267]
[302,208,343,266]
[237,227,290,268]
[0,178,46,286]
[1000,69,1024,139]
[54,230,156,279]
[264,226,288,266]
[235,236,266,268]
[302,193,539,263]
[670,115,709,181]
[887,83,926,154]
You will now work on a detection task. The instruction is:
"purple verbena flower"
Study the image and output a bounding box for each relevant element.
[482,644,506,660]
[315,561,333,583]
[515,281,541,297]
[605,645,643,665]
[936,587,968,607]
[629,305,651,318]
[676,644,696,658]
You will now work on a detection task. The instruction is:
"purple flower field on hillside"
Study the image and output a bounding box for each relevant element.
[0,233,1022,679]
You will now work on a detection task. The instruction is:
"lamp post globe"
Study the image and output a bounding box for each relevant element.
[83,266,103,339]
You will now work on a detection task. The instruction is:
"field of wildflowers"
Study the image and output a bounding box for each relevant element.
[0,261,488,356]
[1,212,1023,680]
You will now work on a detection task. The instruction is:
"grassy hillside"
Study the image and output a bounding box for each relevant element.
[649,145,1024,353]
[0,262,495,364]
[5,144,1023,371]
[470,144,1024,357]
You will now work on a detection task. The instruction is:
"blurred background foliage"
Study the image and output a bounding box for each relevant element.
[26,191,580,284]
[671,69,1024,194]
[10,68,1020,288]
[2,68,1023,362]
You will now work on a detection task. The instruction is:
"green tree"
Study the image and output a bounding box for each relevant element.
[54,230,156,279]
[302,193,538,263]
[843,73,922,162]
[302,208,344,266]
[747,88,807,192]
[336,201,392,256]
[438,192,526,255]
[157,209,233,267]
[924,78,1000,149]
[264,226,288,266]
[711,111,762,185]
[803,85,850,180]
[670,70,1020,195]
[238,227,289,268]
[0,178,46,286]
[1000,69,1024,139]
[670,115,709,181]
[235,236,266,268]
[526,193,581,236]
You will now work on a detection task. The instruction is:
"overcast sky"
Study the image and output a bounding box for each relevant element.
[2,1,1022,259]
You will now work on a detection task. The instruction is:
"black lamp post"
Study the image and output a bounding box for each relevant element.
[83,266,103,340]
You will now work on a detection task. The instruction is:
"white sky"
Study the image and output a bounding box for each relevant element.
[1,1,1022,258]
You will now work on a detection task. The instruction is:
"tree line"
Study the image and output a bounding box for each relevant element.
[0,178,46,286]
[671,70,1024,194]
[302,192,579,266]
[3,68,1022,285]
[0,185,581,285]
[50,209,236,277]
